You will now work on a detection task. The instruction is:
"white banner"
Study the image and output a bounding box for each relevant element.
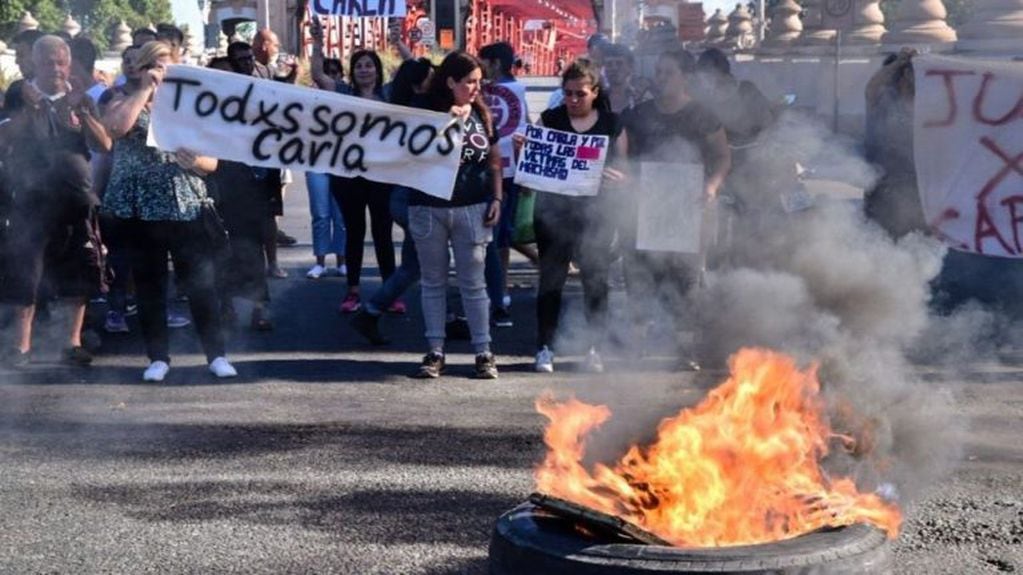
[150,65,460,199]
[637,162,704,253]
[310,0,407,17]
[513,124,609,196]
[914,55,1023,257]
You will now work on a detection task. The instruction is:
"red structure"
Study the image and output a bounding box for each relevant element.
[302,0,596,76]
[464,0,596,75]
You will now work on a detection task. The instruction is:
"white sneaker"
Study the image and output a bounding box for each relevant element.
[306,264,327,279]
[143,361,170,382]
[584,348,605,373]
[535,346,554,373]
[209,357,238,378]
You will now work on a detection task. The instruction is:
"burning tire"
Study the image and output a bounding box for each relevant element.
[489,503,893,575]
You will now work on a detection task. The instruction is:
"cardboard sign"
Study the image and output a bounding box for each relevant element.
[149,65,461,199]
[513,125,609,196]
[310,0,407,17]
[913,55,1023,257]
[637,162,704,253]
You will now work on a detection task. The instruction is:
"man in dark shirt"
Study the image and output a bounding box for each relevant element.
[0,35,111,367]
[1,29,46,120]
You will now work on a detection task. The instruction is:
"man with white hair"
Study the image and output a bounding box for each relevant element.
[0,35,111,367]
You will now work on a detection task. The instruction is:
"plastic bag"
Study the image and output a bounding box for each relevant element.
[513,188,536,244]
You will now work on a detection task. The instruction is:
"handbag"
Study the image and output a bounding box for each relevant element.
[513,188,536,244]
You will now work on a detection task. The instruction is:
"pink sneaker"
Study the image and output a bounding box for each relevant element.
[387,299,407,315]
[339,293,361,313]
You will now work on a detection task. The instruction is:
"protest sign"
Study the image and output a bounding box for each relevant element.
[310,0,406,17]
[513,124,609,196]
[913,55,1023,257]
[149,65,461,199]
[636,162,704,253]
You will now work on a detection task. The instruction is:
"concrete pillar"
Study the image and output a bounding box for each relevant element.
[882,0,956,44]
[957,0,1023,50]
[706,9,729,44]
[111,20,132,52]
[799,0,838,45]
[762,0,803,47]
[726,3,755,48]
[846,0,886,44]
[62,14,82,38]
[18,11,39,33]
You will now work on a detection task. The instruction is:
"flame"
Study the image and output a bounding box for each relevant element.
[534,348,902,547]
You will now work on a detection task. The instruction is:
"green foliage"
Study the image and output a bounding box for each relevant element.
[1,0,173,50]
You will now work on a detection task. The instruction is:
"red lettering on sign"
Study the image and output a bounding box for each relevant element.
[923,69,976,128]
[972,72,1023,126]
[1000,195,1023,253]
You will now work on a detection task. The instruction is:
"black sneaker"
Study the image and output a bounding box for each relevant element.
[62,346,93,366]
[492,307,513,328]
[3,349,31,368]
[276,230,298,246]
[473,352,498,379]
[445,316,471,340]
[412,352,445,379]
[352,310,390,345]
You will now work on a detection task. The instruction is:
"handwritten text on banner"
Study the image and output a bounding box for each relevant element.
[513,125,609,196]
[309,0,407,17]
[149,65,460,199]
[914,54,1023,257]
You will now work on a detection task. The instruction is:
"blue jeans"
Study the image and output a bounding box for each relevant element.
[484,179,518,310]
[366,187,421,315]
[306,172,345,258]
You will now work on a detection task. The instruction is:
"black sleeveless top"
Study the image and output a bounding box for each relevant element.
[540,105,623,162]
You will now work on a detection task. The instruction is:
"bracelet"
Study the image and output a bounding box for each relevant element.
[493,197,503,203]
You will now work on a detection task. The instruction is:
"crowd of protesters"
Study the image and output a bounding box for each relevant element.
[0,21,795,381]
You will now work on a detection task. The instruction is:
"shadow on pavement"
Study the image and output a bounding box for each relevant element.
[3,420,544,468]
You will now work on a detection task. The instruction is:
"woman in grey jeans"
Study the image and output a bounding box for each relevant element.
[408,51,503,379]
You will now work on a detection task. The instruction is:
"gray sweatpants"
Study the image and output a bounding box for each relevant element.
[409,202,493,354]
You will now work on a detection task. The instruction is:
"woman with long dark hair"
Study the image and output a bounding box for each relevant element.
[310,23,396,314]
[522,59,628,374]
[352,57,435,344]
[101,41,234,382]
[407,51,502,379]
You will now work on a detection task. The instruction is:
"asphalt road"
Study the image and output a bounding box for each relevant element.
[1,91,1021,571]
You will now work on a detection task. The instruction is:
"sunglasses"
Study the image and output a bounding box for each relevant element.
[563,89,593,99]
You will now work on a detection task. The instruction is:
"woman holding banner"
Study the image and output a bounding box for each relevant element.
[101,41,235,382]
[407,51,503,379]
[515,59,628,374]
[310,22,396,314]
[620,48,731,370]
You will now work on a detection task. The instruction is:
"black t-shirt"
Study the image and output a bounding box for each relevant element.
[622,99,721,165]
[410,110,496,207]
[4,92,96,207]
[2,79,27,119]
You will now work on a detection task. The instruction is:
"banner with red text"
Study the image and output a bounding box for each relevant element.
[914,55,1023,257]
[150,65,460,199]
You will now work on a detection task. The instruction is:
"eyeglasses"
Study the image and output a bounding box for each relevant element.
[563,89,592,99]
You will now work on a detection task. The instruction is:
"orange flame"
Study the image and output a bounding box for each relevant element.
[534,348,902,547]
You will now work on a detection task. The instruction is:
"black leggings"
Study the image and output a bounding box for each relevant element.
[330,177,395,287]
[534,195,614,350]
[122,218,226,364]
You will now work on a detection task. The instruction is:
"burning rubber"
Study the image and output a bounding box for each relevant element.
[488,502,893,574]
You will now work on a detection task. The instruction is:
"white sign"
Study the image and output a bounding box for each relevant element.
[914,54,1023,257]
[418,18,436,45]
[513,125,609,196]
[150,65,461,200]
[310,0,407,17]
[636,162,704,253]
